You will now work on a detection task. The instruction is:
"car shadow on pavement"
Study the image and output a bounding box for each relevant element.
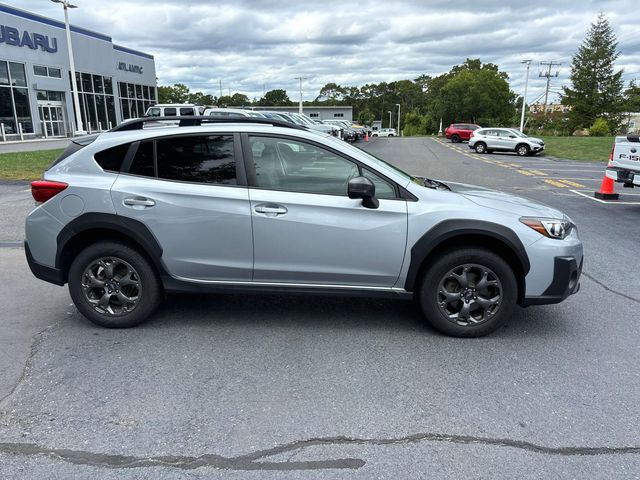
[99,293,577,340]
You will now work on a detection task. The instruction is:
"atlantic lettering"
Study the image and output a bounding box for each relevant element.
[0,24,58,53]
[117,61,144,74]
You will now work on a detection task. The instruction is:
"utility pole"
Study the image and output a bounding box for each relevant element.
[396,103,401,136]
[519,60,531,132]
[539,61,561,115]
[294,76,308,114]
[219,80,222,99]
[388,110,392,128]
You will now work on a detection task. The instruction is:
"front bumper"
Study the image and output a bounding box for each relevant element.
[24,241,65,286]
[531,144,545,153]
[521,256,582,306]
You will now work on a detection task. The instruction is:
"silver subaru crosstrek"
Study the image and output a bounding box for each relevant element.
[25,117,582,337]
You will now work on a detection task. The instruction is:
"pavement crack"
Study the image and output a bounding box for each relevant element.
[581,271,640,304]
[0,321,61,407]
[1,432,639,471]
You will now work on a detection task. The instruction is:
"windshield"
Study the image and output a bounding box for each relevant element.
[508,129,527,138]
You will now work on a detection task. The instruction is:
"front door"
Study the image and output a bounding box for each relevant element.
[246,135,408,287]
[38,104,66,137]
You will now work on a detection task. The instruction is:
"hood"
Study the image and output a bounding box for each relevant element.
[440,181,565,218]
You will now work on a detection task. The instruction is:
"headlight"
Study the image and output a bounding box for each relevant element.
[520,217,574,240]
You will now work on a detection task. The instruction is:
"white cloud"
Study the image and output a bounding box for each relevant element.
[12,0,640,103]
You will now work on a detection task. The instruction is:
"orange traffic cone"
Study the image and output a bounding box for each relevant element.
[594,174,619,200]
[364,131,369,142]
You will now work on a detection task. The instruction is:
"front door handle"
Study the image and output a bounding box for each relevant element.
[123,197,155,208]
[254,203,288,216]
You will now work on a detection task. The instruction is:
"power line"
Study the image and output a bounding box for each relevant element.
[539,61,562,114]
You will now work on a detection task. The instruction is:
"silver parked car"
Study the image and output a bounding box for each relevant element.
[468,128,545,156]
[26,116,582,337]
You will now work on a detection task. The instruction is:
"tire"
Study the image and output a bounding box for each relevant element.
[451,134,460,143]
[474,142,487,154]
[68,241,162,328]
[389,134,394,137]
[516,144,530,156]
[418,248,516,337]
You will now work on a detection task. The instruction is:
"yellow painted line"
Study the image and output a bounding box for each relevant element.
[557,179,585,188]
[517,170,535,176]
[544,179,568,188]
[509,163,521,167]
[526,169,548,176]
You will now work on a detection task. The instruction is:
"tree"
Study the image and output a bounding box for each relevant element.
[188,91,216,106]
[257,89,293,106]
[157,83,191,103]
[624,80,640,112]
[562,13,625,131]
[426,59,516,128]
[357,108,375,126]
[217,93,251,107]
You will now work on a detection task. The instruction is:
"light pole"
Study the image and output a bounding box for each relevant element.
[519,59,531,132]
[396,103,400,136]
[51,0,85,135]
[294,76,307,115]
[388,110,392,128]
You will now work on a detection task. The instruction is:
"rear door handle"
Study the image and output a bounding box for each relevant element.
[123,197,155,208]
[254,203,288,216]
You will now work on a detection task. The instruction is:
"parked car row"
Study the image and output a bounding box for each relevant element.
[145,104,379,143]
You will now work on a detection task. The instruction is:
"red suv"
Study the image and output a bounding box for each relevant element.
[445,123,481,143]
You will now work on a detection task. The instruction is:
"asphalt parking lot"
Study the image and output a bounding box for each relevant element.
[1,137,639,478]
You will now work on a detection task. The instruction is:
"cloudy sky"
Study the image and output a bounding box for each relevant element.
[13,0,640,103]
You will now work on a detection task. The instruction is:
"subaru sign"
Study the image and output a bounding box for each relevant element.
[0,24,58,53]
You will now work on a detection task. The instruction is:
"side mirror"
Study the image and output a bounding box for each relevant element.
[348,176,379,209]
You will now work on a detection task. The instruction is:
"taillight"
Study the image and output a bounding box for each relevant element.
[470,131,475,137]
[607,143,615,167]
[31,180,68,203]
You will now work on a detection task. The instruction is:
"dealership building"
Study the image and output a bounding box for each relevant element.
[0,3,157,140]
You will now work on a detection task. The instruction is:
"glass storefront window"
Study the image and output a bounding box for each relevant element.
[8,62,27,87]
[48,67,62,78]
[93,75,104,94]
[81,73,92,93]
[106,95,116,128]
[0,87,16,133]
[0,62,8,86]
[104,77,113,95]
[34,65,48,77]
[135,84,143,99]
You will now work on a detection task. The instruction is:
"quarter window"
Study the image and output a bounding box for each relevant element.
[94,143,130,172]
[156,135,236,184]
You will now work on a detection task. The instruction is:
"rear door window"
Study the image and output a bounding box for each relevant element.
[156,135,236,185]
[163,107,176,116]
[128,141,155,177]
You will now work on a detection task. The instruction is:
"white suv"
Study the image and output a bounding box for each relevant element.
[469,128,545,156]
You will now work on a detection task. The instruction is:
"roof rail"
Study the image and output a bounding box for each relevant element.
[109,116,307,132]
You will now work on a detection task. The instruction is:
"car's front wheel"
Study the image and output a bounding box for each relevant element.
[516,144,530,156]
[474,142,487,154]
[68,241,162,328]
[451,134,460,143]
[418,248,516,337]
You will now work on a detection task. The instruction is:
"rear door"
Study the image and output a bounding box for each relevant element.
[244,134,407,287]
[110,133,254,282]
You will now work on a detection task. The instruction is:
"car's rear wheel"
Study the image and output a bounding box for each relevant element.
[516,144,530,156]
[418,248,516,337]
[451,134,460,143]
[68,241,162,328]
[474,142,487,154]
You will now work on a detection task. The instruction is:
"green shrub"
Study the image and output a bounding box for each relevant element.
[589,118,610,136]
